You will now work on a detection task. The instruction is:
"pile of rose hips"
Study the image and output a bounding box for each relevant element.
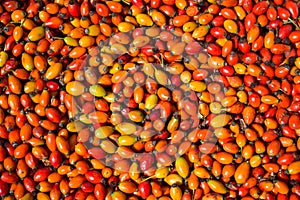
[0,0,300,199]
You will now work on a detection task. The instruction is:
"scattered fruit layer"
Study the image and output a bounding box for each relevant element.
[0,0,300,199]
